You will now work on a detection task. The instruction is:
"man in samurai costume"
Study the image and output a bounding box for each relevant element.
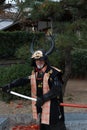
[1,36,66,130]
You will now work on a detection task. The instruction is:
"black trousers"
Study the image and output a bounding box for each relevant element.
[40,121,66,130]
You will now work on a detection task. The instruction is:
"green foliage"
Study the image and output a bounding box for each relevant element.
[56,33,77,48]
[0,31,30,58]
[49,48,87,78]
[0,31,44,58]
[54,20,87,50]
[51,47,87,78]
[30,1,64,20]
[0,63,32,102]
[48,47,65,73]
[15,45,30,60]
[30,0,87,21]
[0,63,32,86]
[71,48,87,78]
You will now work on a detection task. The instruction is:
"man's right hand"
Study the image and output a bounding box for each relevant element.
[1,84,11,93]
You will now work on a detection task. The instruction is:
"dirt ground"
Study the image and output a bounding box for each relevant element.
[0,79,87,115]
[64,79,87,112]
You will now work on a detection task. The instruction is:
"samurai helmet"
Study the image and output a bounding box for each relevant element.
[31,50,45,60]
[30,35,55,61]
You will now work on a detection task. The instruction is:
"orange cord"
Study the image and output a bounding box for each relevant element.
[60,103,87,108]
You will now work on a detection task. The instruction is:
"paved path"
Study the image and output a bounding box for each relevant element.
[65,113,87,130]
[0,112,87,130]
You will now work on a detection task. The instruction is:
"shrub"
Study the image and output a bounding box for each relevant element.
[0,63,32,102]
[0,31,44,58]
[71,48,87,78]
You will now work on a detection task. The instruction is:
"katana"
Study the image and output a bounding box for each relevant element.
[10,91,36,101]
[10,91,87,108]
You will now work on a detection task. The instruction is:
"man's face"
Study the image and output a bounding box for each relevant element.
[35,59,45,69]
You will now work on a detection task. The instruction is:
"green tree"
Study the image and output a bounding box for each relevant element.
[14,0,87,94]
[31,0,87,94]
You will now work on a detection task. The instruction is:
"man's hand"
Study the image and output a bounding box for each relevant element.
[35,97,44,107]
[1,84,11,93]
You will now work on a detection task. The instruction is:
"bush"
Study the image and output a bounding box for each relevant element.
[48,48,87,78]
[0,31,44,58]
[71,48,87,78]
[0,63,32,102]
[15,45,31,60]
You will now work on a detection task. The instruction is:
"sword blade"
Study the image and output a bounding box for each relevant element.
[10,91,36,101]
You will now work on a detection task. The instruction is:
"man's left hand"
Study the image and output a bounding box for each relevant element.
[36,97,44,107]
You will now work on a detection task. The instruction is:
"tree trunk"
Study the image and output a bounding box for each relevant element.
[62,47,72,95]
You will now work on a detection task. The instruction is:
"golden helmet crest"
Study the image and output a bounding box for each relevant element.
[31,50,43,59]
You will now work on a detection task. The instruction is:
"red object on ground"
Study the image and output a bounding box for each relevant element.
[15,105,23,108]
[12,124,40,130]
[60,103,87,108]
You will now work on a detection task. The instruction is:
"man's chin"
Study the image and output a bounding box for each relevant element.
[37,65,44,69]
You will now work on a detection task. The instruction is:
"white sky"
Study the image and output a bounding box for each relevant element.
[5,0,60,4]
[5,0,15,4]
